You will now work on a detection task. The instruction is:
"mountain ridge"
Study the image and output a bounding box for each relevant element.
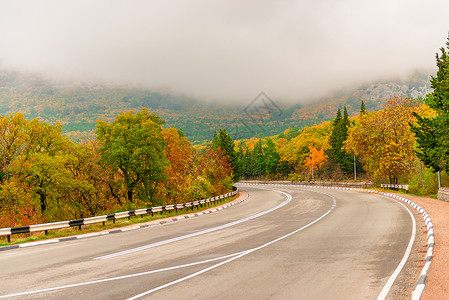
[0,69,433,144]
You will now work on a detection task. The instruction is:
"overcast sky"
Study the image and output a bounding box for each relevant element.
[1,0,449,104]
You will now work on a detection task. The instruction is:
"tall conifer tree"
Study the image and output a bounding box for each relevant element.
[329,106,354,175]
[212,129,240,181]
[360,100,367,114]
[412,33,449,172]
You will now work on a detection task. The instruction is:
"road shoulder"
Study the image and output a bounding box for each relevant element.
[390,193,449,299]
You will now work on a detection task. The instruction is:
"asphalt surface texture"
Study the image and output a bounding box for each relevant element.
[0,185,417,299]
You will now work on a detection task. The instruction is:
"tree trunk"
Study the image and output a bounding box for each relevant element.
[127,189,133,202]
[37,191,46,213]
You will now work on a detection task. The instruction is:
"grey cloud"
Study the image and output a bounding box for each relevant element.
[0,0,448,103]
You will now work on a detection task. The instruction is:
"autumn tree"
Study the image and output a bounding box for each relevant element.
[0,113,40,182]
[96,108,169,205]
[162,127,193,203]
[0,115,43,226]
[0,113,78,217]
[277,123,330,174]
[344,96,421,183]
[189,146,233,199]
[0,113,104,223]
[62,142,125,218]
[412,33,449,173]
[0,177,39,227]
[15,123,76,215]
[304,146,328,180]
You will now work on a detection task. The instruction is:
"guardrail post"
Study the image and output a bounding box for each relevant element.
[45,230,48,235]
[7,235,10,243]
[78,225,82,230]
[102,221,105,227]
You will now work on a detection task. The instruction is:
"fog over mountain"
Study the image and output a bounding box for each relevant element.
[1,0,449,104]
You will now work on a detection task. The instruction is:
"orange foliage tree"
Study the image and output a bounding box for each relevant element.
[304,147,328,180]
[162,128,193,204]
[189,146,233,200]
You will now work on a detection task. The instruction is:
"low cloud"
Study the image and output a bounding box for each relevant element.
[0,0,448,104]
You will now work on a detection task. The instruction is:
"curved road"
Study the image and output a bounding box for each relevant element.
[0,185,415,299]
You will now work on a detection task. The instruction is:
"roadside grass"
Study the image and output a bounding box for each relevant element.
[0,194,239,247]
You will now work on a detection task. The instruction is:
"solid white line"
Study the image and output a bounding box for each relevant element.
[127,194,336,299]
[376,199,416,300]
[126,250,252,300]
[94,190,291,260]
[1,188,334,299]
[0,251,247,299]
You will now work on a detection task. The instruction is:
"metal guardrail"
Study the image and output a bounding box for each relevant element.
[381,183,409,191]
[1,186,238,243]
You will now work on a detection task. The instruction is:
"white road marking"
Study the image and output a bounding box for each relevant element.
[94,189,291,260]
[376,198,417,300]
[127,193,336,299]
[0,251,247,299]
[0,188,336,299]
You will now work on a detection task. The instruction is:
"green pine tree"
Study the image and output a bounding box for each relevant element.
[254,138,266,176]
[412,33,449,173]
[360,100,367,114]
[212,129,240,181]
[265,138,280,175]
[329,106,358,176]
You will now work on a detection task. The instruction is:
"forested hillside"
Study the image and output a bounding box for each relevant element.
[0,70,432,144]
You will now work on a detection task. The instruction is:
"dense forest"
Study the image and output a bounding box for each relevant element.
[0,109,234,228]
[235,97,442,195]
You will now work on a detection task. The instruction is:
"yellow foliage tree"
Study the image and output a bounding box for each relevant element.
[343,96,424,183]
[277,122,331,172]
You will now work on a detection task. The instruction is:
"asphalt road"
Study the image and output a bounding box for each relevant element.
[0,185,415,299]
